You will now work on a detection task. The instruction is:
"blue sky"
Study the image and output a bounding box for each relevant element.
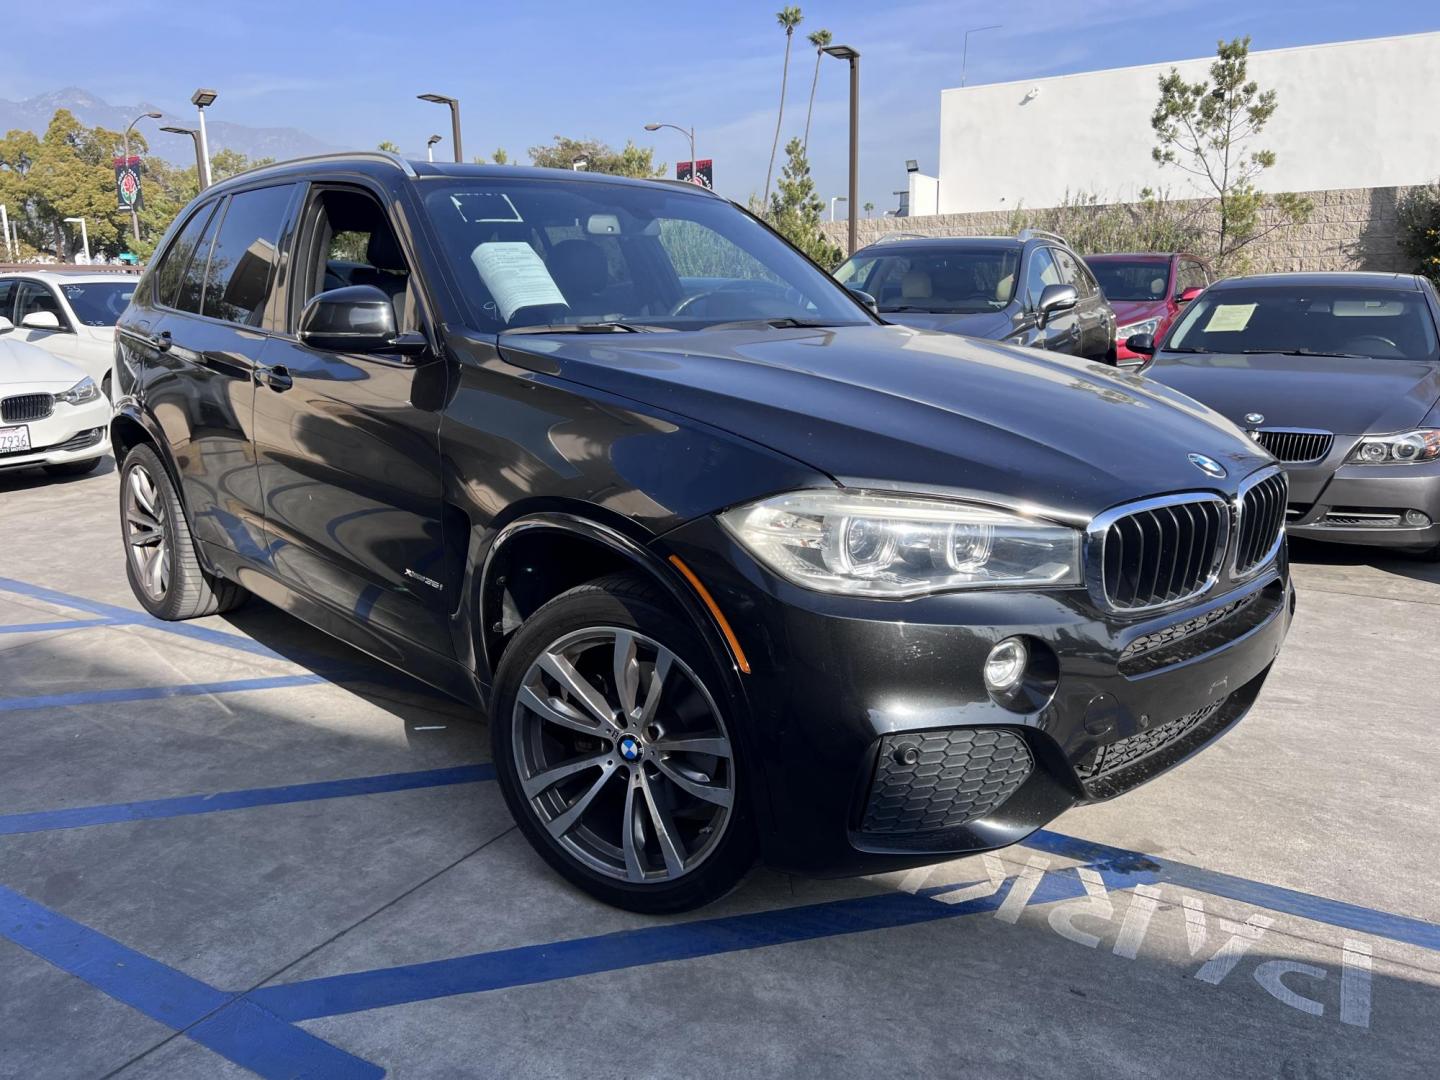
[2,0,1435,210]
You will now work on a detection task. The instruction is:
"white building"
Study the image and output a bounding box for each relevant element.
[909,31,1440,216]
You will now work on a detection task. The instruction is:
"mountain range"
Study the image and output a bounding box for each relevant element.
[0,87,337,165]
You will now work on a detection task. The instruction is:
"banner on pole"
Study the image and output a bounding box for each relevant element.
[114,156,143,212]
[676,160,713,190]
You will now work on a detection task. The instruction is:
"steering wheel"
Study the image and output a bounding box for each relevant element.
[670,280,804,318]
[1342,334,1400,354]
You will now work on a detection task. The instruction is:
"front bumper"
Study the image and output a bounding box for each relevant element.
[0,395,112,472]
[1284,449,1440,550]
[661,520,1293,876]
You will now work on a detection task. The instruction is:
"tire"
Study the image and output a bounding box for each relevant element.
[491,572,756,912]
[119,443,247,620]
[44,457,101,477]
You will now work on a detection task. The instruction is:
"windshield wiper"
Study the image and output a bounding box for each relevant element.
[1165,346,1212,354]
[502,321,672,335]
[878,305,938,313]
[1239,348,1367,359]
[704,317,849,331]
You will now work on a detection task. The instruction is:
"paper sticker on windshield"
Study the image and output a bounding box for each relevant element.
[450,192,523,223]
[1203,303,1256,333]
[470,242,567,321]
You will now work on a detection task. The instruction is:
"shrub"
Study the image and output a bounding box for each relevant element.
[1396,180,1440,287]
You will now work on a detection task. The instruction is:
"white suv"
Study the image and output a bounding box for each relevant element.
[0,271,138,399]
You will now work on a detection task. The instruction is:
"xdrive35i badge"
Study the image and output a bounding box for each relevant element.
[1188,453,1227,479]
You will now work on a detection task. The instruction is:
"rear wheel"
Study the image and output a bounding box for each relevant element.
[43,457,101,477]
[491,573,755,912]
[119,443,246,620]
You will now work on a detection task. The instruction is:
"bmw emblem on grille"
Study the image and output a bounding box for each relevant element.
[1245,412,1265,425]
[1188,453,1227,479]
[618,735,642,762]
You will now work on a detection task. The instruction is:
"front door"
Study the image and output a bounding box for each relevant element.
[1023,247,1081,354]
[253,182,452,657]
[12,281,86,368]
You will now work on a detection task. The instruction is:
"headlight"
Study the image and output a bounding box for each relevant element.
[1346,430,1440,465]
[1117,318,1160,341]
[55,377,100,406]
[718,489,1082,597]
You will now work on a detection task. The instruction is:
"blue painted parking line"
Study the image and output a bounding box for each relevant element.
[0,764,495,837]
[0,673,329,713]
[1024,829,1440,954]
[0,617,120,635]
[0,881,382,1079]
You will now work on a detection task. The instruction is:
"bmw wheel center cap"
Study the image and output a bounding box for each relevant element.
[618,735,642,762]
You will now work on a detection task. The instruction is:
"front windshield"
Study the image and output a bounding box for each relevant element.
[1087,260,1169,301]
[834,247,1020,314]
[60,281,136,326]
[1164,285,1440,362]
[421,178,869,332]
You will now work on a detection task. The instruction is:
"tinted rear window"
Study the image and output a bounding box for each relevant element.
[154,202,219,310]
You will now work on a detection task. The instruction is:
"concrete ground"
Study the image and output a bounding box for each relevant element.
[1,457,1438,1080]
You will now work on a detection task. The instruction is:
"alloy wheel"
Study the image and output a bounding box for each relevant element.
[511,626,735,884]
[123,463,170,601]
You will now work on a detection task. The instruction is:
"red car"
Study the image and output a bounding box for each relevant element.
[1084,253,1214,363]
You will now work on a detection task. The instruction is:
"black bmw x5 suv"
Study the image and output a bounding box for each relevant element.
[111,154,1292,912]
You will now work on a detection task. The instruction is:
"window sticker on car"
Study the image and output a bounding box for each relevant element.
[1203,303,1257,333]
[470,242,568,321]
[449,192,523,223]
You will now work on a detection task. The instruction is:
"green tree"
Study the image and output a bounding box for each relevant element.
[1151,36,1310,270]
[763,6,804,208]
[802,28,832,153]
[472,148,511,165]
[376,139,401,153]
[1396,180,1440,286]
[528,136,663,178]
[863,201,874,218]
[768,137,841,268]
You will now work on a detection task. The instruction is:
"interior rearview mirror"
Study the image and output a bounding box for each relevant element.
[846,286,879,315]
[1036,283,1078,327]
[1125,332,1157,356]
[20,310,61,331]
[298,285,425,358]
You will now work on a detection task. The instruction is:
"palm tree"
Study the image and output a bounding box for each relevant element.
[802,28,832,154]
[863,201,874,218]
[763,6,804,209]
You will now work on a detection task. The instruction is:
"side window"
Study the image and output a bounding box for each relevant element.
[16,282,69,330]
[173,203,225,314]
[201,184,295,326]
[1054,249,1095,297]
[154,202,219,310]
[1178,260,1208,294]
[297,188,415,333]
[1023,248,1061,307]
[0,280,16,324]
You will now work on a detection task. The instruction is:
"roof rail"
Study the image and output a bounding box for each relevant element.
[1017,228,1067,245]
[219,150,420,185]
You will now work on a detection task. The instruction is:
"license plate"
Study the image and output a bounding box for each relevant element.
[0,425,31,453]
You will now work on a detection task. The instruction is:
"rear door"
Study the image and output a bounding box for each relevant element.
[146,182,299,562]
[253,181,452,657]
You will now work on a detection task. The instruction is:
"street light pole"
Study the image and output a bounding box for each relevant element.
[644,122,698,184]
[418,94,463,162]
[823,45,861,256]
[0,204,10,262]
[63,217,89,264]
[160,126,208,190]
[829,196,847,222]
[191,89,218,188]
[961,25,1002,87]
[122,110,163,243]
[426,134,442,162]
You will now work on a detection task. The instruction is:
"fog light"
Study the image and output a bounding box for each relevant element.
[1405,510,1430,527]
[984,637,1028,694]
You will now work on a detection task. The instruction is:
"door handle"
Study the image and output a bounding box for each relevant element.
[256,364,293,392]
[149,331,171,353]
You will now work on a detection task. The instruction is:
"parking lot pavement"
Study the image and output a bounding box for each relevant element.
[2,461,1438,1080]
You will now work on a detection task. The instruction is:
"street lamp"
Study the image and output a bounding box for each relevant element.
[571,157,588,172]
[161,126,209,190]
[63,217,90,264]
[417,94,463,163]
[829,195,847,222]
[425,134,442,162]
[191,88,218,189]
[823,44,861,256]
[644,122,698,184]
[0,204,11,262]
[122,110,163,243]
[961,25,1002,87]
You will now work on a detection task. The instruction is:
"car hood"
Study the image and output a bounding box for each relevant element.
[1110,299,1168,327]
[497,324,1270,521]
[1146,351,1440,434]
[0,336,86,393]
[878,310,1015,339]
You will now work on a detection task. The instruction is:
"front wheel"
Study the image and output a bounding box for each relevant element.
[119,443,247,620]
[490,573,755,912]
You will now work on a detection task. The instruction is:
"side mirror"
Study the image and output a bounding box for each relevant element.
[1125,333,1157,356]
[0,316,12,333]
[298,285,425,357]
[1036,283,1078,327]
[1176,286,1203,304]
[846,286,879,314]
[20,310,61,331]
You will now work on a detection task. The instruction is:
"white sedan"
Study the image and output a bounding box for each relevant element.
[0,334,112,477]
[0,271,138,399]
